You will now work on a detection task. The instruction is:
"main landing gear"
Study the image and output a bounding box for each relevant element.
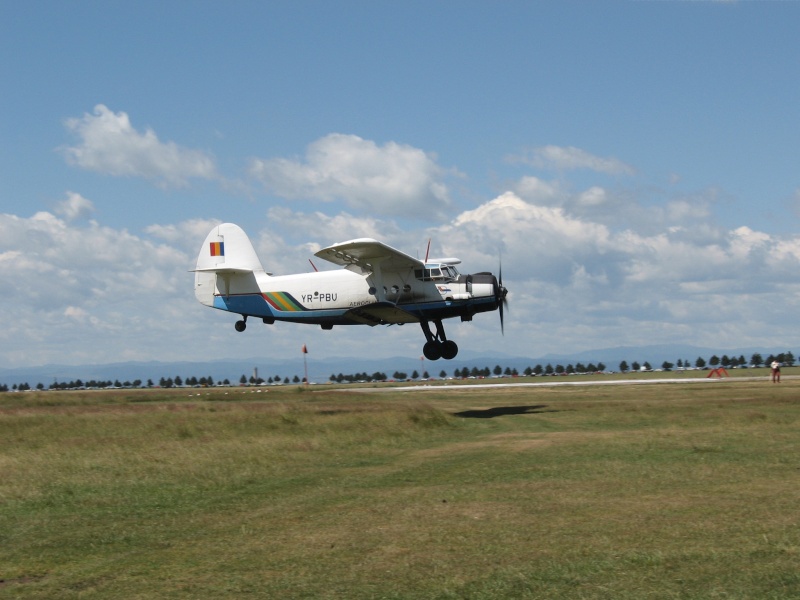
[421,319,458,360]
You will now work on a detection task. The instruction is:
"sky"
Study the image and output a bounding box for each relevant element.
[2,0,800,369]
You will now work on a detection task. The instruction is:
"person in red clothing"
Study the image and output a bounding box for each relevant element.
[771,360,781,383]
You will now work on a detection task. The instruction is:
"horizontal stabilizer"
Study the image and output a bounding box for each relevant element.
[191,266,254,274]
[343,302,420,326]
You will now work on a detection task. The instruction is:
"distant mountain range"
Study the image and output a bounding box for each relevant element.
[0,344,790,387]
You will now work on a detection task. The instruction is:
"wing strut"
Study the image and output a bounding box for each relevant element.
[371,260,386,302]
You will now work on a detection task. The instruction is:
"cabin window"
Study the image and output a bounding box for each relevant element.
[414,268,431,281]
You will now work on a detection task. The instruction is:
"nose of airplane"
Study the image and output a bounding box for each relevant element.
[465,271,508,333]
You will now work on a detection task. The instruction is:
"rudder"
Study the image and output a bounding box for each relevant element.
[194,223,266,307]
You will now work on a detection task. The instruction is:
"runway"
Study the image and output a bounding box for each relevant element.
[341,375,785,392]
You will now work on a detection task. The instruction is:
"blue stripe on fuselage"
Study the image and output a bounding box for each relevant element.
[213,294,349,323]
[212,293,497,324]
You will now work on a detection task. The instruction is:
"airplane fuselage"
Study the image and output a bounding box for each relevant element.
[201,268,498,327]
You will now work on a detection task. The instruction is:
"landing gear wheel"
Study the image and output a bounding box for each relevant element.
[441,340,458,360]
[235,320,247,332]
[423,341,442,361]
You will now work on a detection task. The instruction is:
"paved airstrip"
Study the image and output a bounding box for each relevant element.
[341,375,788,392]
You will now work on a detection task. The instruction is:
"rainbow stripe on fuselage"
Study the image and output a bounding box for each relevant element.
[262,291,305,312]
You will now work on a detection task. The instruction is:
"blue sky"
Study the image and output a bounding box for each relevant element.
[2,1,800,369]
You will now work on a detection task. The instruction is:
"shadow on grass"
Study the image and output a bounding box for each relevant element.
[452,405,558,419]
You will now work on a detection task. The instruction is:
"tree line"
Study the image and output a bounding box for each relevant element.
[329,365,525,383]
[0,372,303,392]
[328,352,798,383]
[2,351,796,392]
[620,351,795,373]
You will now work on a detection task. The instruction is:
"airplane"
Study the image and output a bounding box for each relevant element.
[193,223,508,360]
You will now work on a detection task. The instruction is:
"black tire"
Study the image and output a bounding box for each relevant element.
[423,341,442,360]
[441,340,458,360]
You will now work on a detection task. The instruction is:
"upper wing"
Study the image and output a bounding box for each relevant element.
[314,238,424,275]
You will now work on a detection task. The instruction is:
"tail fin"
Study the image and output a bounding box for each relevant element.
[194,223,266,307]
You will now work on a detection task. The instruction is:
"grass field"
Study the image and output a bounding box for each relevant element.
[1,374,799,599]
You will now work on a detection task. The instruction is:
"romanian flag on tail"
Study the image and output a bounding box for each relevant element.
[210,241,224,257]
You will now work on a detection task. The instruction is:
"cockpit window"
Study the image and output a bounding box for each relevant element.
[415,264,459,282]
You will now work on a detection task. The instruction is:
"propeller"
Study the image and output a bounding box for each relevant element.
[495,260,509,335]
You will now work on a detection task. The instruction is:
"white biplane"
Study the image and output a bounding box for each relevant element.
[194,223,508,360]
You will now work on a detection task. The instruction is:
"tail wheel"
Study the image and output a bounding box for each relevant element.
[235,319,247,332]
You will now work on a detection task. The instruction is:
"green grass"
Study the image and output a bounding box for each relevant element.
[1,380,799,598]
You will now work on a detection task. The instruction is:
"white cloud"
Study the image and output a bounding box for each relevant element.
[62,104,218,187]
[513,176,566,205]
[64,305,95,324]
[0,208,431,368]
[55,191,95,220]
[666,199,708,222]
[145,218,223,255]
[248,134,454,217]
[0,211,200,366]
[577,186,609,207]
[513,173,721,238]
[245,207,420,274]
[4,183,800,370]
[4,212,189,300]
[265,206,403,246]
[446,192,613,275]
[427,191,800,354]
[511,145,636,176]
[729,226,770,260]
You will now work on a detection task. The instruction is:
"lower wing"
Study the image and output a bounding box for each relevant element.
[343,302,420,326]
